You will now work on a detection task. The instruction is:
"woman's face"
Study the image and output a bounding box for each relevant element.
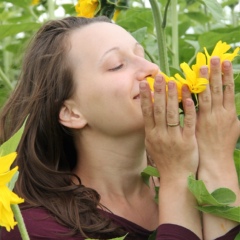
[67,22,159,136]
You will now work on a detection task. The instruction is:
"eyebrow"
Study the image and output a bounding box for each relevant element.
[99,42,144,63]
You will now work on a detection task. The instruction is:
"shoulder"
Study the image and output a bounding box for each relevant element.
[0,207,85,240]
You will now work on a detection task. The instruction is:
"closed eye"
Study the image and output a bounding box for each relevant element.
[109,64,123,71]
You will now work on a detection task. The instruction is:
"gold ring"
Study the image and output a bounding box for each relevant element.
[167,122,180,127]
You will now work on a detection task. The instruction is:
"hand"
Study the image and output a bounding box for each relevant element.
[139,74,199,182]
[196,57,240,240]
[197,57,240,175]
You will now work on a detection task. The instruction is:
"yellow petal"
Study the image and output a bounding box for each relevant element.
[221,47,239,62]
[190,77,209,93]
[160,72,174,82]
[191,84,207,93]
[31,0,40,5]
[204,47,211,65]
[75,0,99,18]
[0,186,24,206]
[180,62,196,83]
[196,52,207,66]
[175,73,188,85]
[146,77,154,91]
[212,41,231,56]
[0,167,18,185]
[0,203,18,232]
[174,80,183,102]
[192,52,207,77]
[0,186,24,231]
[0,152,17,173]
[112,9,120,22]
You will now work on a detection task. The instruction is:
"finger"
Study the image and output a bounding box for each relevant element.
[140,81,155,131]
[209,57,223,108]
[182,97,196,138]
[198,66,211,113]
[153,74,167,130]
[222,60,235,110]
[166,81,180,132]
[181,84,192,102]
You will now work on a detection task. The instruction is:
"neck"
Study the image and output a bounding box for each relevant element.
[73,130,147,197]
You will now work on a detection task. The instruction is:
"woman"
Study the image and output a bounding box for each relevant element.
[0,16,239,239]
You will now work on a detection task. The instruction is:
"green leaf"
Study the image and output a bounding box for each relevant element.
[141,166,160,187]
[0,0,32,9]
[188,175,240,222]
[0,83,11,108]
[148,230,157,240]
[198,27,240,49]
[234,232,240,240]
[201,0,224,21]
[185,12,211,24]
[188,175,236,206]
[0,23,41,40]
[142,166,160,177]
[234,149,240,184]
[8,171,19,190]
[211,188,237,205]
[197,205,240,223]
[0,117,27,157]
[131,27,148,44]
[235,93,240,116]
[117,8,154,34]
[154,186,159,203]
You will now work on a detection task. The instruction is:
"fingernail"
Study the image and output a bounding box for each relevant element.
[182,84,189,92]
[168,81,175,90]
[140,81,147,90]
[223,60,231,69]
[200,66,208,75]
[211,57,220,66]
[155,75,163,84]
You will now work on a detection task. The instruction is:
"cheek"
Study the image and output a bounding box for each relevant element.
[111,80,130,99]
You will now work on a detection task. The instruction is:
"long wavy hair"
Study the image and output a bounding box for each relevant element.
[0,16,127,239]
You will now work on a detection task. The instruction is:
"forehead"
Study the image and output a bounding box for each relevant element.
[68,22,137,64]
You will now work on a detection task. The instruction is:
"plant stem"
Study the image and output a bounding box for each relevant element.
[171,0,179,69]
[203,4,210,32]
[0,67,13,90]
[47,0,55,20]
[28,6,39,21]
[149,0,170,75]
[11,204,30,240]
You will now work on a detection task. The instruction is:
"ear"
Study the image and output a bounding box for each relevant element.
[59,100,87,129]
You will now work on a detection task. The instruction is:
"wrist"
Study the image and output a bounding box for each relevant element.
[198,170,239,205]
[198,155,237,178]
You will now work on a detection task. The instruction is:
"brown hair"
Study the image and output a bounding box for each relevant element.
[0,16,126,238]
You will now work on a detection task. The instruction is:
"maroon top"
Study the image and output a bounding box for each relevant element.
[0,207,239,240]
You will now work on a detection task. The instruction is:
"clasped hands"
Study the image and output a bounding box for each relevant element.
[139,57,240,183]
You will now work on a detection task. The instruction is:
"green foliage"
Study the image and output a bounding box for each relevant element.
[188,175,240,222]
[234,232,240,240]
[141,167,240,222]
[141,165,160,186]
[197,205,240,222]
[201,0,223,21]
[147,230,157,240]
[234,149,240,183]
[188,175,236,206]
[0,117,27,156]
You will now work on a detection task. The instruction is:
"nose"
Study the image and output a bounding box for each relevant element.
[136,58,160,81]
